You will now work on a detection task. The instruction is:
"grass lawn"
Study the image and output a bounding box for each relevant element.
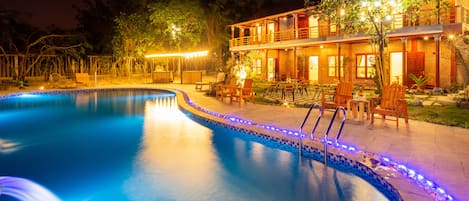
[407,105,469,128]
[252,79,469,128]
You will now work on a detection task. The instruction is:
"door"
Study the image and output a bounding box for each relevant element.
[390,52,403,84]
[268,23,275,42]
[308,16,319,38]
[407,52,425,86]
[309,56,319,83]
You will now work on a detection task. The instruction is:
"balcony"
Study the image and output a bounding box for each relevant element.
[230,6,468,50]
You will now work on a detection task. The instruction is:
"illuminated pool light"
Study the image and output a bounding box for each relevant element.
[417,174,424,181]
[408,169,416,177]
[18,93,40,98]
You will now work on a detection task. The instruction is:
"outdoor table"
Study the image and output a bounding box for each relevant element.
[195,82,210,91]
[347,98,370,122]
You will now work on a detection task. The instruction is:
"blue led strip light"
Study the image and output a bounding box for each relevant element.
[178,90,455,201]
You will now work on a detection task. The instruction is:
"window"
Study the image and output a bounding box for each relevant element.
[330,23,336,33]
[252,59,262,75]
[328,56,344,77]
[356,54,376,79]
[256,26,262,41]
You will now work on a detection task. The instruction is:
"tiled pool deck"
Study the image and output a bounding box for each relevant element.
[1,81,468,201]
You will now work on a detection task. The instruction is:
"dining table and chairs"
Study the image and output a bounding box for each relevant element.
[263,79,313,102]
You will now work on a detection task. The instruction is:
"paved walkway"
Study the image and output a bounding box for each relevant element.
[170,83,469,201]
[1,79,468,201]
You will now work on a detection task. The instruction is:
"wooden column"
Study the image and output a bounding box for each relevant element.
[293,14,299,39]
[450,41,456,85]
[293,47,297,78]
[401,37,407,86]
[231,26,235,47]
[434,34,441,87]
[264,49,268,80]
[231,52,235,73]
[240,27,244,45]
[348,44,353,82]
[337,43,342,81]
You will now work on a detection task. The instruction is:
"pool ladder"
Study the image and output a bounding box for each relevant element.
[298,105,347,165]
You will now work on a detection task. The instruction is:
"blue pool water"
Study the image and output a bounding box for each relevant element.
[0,90,391,201]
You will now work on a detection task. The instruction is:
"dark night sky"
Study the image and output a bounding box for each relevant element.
[0,0,84,29]
[1,0,306,30]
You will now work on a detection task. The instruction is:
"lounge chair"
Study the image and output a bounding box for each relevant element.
[215,78,237,102]
[321,82,353,114]
[371,84,408,128]
[230,79,256,105]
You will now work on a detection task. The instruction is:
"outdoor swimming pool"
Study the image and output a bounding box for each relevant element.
[0,89,393,201]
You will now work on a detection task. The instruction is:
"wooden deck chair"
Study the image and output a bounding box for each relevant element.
[321,82,353,114]
[231,79,256,105]
[215,78,237,102]
[371,84,408,128]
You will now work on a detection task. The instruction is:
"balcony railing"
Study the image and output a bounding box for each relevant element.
[230,6,468,48]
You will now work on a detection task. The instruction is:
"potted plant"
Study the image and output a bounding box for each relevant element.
[408,73,432,94]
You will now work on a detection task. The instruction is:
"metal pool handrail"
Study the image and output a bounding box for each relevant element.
[298,104,322,157]
[324,106,347,165]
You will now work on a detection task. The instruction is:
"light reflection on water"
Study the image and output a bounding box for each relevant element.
[124,97,219,201]
[122,95,389,201]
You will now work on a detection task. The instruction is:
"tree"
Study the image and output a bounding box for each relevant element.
[16,34,83,82]
[75,0,152,54]
[75,0,115,54]
[113,12,161,59]
[112,11,162,76]
[308,0,448,91]
[148,0,206,51]
[0,9,84,83]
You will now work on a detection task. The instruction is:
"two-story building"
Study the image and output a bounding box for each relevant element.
[229,0,469,88]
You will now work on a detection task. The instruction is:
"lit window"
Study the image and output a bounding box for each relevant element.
[257,26,262,41]
[328,56,344,77]
[356,54,376,79]
[330,23,337,33]
[252,59,262,75]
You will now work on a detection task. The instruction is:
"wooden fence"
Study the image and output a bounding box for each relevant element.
[0,54,217,81]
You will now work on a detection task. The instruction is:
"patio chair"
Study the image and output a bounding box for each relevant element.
[371,83,408,128]
[231,79,256,105]
[282,83,295,102]
[296,79,309,96]
[321,82,353,115]
[215,78,237,102]
[263,81,280,96]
